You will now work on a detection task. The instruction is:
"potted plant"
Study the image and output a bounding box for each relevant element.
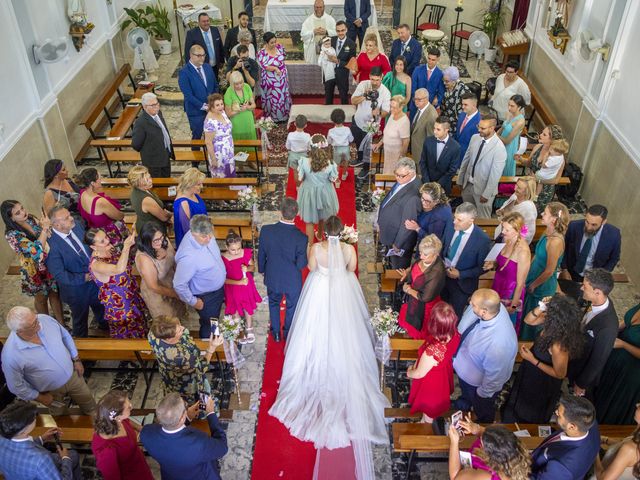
[480,0,504,62]
[122,2,173,55]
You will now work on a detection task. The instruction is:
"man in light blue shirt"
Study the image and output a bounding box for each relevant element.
[174,215,227,339]
[1,307,96,415]
[453,288,517,422]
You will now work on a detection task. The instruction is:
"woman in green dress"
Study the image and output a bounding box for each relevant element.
[297,134,339,244]
[595,303,640,424]
[382,56,411,114]
[520,201,569,340]
[224,70,257,148]
[147,315,223,403]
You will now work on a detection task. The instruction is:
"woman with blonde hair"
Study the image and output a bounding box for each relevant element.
[127,165,172,233]
[224,70,257,144]
[520,201,569,340]
[355,31,391,82]
[297,134,339,243]
[172,167,207,246]
[495,177,537,244]
[373,95,410,174]
[484,212,531,332]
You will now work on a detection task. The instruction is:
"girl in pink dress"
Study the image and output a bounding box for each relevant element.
[222,230,262,344]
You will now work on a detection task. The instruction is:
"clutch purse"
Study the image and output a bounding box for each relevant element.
[345,57,358,74]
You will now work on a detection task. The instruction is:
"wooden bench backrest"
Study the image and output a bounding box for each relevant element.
[520,73,559,127]
[80,64,132,129]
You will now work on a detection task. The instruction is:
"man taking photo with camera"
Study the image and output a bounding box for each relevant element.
[350,66,391,180]
[225,44,260,90]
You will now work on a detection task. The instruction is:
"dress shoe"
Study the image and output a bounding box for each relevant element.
[272,331,281,342]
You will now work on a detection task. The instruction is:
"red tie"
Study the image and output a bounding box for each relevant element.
[427,69,432,81]
[460,116,469,131]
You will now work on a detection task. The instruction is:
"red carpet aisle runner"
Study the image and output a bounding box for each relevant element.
[250,168,358,479]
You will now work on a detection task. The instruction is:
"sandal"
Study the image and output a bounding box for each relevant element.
[244,327,256,344]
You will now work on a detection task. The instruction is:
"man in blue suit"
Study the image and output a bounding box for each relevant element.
[184,13,225,77]
[530,394,600,480]
[45,205,105,337]
[258,198,308,342]
[178,44,219,165]
[559,204,622,300]
[441,202,491,318]
[141,393,227,480]
[389,24,422,75]
[411,47,445,117]
[420,115,461,194]
[344,0,371,48]
[455,92,480,164]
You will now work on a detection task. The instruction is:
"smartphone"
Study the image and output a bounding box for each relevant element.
[209,318,220,337]
[199,392,209,412]
[451,410,463,434]
[53,432,62,448]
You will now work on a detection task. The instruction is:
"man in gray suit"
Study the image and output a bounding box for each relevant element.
[376,158,422,268]
[410,88,438,171]
[456,113,506,218]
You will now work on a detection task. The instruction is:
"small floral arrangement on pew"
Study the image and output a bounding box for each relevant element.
[219,315,245,343]
[370,307,401,338]
[363,119,380,135]
[237,186,259,210]
[339,225,359,245]
[371,188,386,206]
[256,116,276,132]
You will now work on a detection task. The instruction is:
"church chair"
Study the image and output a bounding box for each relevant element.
[415,4,446,34]
[449,22,481,60]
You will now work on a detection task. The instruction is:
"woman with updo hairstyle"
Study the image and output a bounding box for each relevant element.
[92,390,153,480]
[257,31,292,122]
[497,94,527,177]
[483,212,531,332]
[405,182,453,246]
[449,422,531,480]
[397,234,446,339]
[495,176,537,244]
[520,201,569,340]
[127,165,172,233]
[204,92,236,178]
[42,159,82,221]
[372,94,410,174]
[355,30,391,82]
[296,134,339,243]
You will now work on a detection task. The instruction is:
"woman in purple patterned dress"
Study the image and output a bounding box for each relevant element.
[258,32,292,122]
[204,93,236,178]
[87,228,148,339]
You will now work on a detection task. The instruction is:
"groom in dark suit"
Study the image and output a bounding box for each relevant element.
[419,115,461,194]
[326,21,356,105]
[45,205,105,337]
[258,198,308,342]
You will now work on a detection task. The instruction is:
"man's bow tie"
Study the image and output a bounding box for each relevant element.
[437,140,446,144]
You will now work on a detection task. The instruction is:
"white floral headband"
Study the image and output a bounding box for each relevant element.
[108,410,118,421]
[311,135,329,149]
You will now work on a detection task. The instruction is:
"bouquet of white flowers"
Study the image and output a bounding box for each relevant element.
[218,315,245,404]
[219,314,245,343]
[256,116,276,132]
[237,186,259,210]
[370,307,401,338]
[339,225,359,244]
[363,119,380,135]
[371,188,386,206]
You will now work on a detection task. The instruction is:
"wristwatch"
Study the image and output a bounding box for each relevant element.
[72,357,81,363]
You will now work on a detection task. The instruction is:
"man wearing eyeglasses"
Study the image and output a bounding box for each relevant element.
[132,92,174,177]
[376,157,421,268]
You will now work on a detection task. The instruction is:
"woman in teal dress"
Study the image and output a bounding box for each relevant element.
[520,202,569,340]
[497,95,526,176]
[595,303,640,425]
[224,70,257,149]
[297,134,339,244]
[382,56,411,114]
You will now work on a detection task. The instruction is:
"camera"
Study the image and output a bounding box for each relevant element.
[364,89,379,111]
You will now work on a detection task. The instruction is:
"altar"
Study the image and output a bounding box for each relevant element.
[263,0,378,32]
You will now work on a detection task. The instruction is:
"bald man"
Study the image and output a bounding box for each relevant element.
[452,289,517,422]
[300,0,336,64]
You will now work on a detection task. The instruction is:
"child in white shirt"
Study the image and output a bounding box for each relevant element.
[286,114,311,169]
[534,138,568,195]
[317,37,336,82]
[327,108,354,183]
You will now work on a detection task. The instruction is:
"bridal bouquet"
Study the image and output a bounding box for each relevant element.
[370,307,401,338]
[237,186,259,210]
[339,225,359,244]
[256,116,276,132]
[219,315,245,343]
[218,315,246,403]
[371,188,386,206]
[363,119,380,135]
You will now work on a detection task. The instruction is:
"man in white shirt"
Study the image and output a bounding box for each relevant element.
[184,13,225,77]
[350,66,391,178]
[300,0,336,65]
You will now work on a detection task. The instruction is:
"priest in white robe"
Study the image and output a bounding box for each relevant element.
[300,0,336,65]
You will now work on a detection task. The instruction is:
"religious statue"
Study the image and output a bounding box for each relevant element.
[67,0,94,52]
[300,0,336,65]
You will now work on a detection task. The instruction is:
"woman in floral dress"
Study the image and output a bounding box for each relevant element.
[204,93,236,178]
[87,229,147,339]
[258,32,292,122]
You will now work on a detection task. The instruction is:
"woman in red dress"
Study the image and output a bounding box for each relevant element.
[92,390,154,480]
[355,31,391,83]
[407,301,461,423]
[397,234,446,339]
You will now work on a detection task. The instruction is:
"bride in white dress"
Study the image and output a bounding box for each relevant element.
[269,216,389,479]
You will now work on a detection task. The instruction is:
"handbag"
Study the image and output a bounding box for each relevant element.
[345,57,358,75]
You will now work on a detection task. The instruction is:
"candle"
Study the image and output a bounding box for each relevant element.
[457,0,463,5]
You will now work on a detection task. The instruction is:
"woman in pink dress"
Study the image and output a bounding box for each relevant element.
[407,302,460,423]
[92,390,154,480]
[77,168,127,248]
[372,95,410,174]
[222,229,261,345]
[258,32,292,122]
[483,212,531,333]
[355,32,391,82]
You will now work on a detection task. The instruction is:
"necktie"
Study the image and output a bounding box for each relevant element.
[355,0,360,19]
[427,69,432,81]
[460,115,470,131]
[203,30,216,65]
[337,39,343,54]
[446,230,465,261]
[153,115,171,150]
[471,140,486,178]
[196,66,206,86]
[575,235,593,275]
[412,110,422,131]
[381,183,399,208]
[454,318,481,358]
[67,234,88,258]
[401,42,407,54]
[582,305,593,326]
